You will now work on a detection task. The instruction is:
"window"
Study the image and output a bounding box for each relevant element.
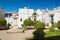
[51,15,54,22]
[5,14,8,17]
[9,14,12,17]
[28,18,31,20]
[20,18,22,21]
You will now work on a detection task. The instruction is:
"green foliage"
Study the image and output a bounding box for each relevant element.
[33,21,38,26]
[56,21,60,29]
[49,24,55,32]
[22,19,34,29]
[0,18,7,26]
[21,24,26,29]
[34,21,45,29]
[26,37,34,40]
[45,30,60,37]
[32,21,45,40]
[22,19,45,29]
[48,22,58,32]
[26,30,60,40]
[33,28,45,40]
[24,19,34,26]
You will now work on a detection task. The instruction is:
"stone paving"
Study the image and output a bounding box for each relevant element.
[0,28,34,40]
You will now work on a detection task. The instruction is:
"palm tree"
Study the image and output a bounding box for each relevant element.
[32,12,38,21]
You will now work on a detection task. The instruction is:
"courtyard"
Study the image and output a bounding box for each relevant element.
[0,28,34,40]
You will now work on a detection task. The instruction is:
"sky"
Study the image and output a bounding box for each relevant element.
[0,0,60,12]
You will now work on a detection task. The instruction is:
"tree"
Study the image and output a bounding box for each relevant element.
[22,19,34,33]
[34,21,45,29]
[33,28,45,40]
[33,21,45,40]
[23,19,34,27]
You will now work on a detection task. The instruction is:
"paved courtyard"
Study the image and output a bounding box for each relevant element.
[0,28,34,40]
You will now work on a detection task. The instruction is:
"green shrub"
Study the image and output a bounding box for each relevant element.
[49,24,55,32]
[24,19,34,26]
[56,21,60,29]
[21,24,26,29]
[33,21,38,26]
[33,28,45,40]
[33,21,45,40]
[22,19,34,29]
[34,21,45,29]
[45,30,60,37]
[23,19,34,26]
[0,18,7,26]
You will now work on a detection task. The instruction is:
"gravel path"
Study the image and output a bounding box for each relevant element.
[0,28,34,40]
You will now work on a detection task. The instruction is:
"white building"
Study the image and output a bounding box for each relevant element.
[51,7,60,22]
[18,7,34,28]
[5,12,18,28]
[36,9,51,28]
[5,12,14,24]
[5,6,60,28]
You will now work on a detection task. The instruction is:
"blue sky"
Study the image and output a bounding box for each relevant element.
[0,0,60,12]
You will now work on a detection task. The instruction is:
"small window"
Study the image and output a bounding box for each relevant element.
[5,14,8,17]
[9,14,12,17]
[20,18,22,21]
[28,18,31,20]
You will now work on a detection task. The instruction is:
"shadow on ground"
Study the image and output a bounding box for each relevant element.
[45,36,60,40]
[26,36,60,40]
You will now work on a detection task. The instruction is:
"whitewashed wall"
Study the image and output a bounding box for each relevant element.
[18,7,34,28]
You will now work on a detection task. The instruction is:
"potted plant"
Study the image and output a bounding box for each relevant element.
[0,18,7,29]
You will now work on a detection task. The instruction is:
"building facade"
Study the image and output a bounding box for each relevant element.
[18,7,34,28]
[5,6,60,28]
[51,7,60,22]
[5,12,18,28]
